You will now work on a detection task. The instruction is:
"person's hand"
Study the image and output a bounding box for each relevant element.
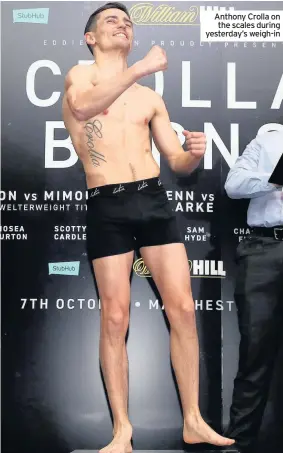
[182,131,206,158]
[136,46,167,77]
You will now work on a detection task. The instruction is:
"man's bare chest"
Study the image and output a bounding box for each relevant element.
[99,90,155,126]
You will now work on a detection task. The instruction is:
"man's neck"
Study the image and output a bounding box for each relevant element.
[95,50,128,78]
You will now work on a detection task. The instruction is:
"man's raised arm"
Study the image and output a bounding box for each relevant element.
[65,46,167,121]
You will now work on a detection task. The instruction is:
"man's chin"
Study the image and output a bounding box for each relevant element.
[112,42,131,52]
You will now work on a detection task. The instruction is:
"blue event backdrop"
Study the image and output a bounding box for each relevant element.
[1,2,283,453]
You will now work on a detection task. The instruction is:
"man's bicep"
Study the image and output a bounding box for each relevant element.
[65,66,95,109]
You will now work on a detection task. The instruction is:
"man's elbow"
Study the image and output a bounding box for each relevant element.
[168,157,185,175]
[166,155,178,173]
[74,109,90,122]
[67,89,94,121]
[224,180,242,199]
[67,95,88,121]
[167,152,190,175]
[71,107,88,121]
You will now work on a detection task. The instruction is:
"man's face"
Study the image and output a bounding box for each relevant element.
[91,8,134,53]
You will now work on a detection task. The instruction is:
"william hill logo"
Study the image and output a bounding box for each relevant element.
[129,3,199,25]
[133,258,226,278]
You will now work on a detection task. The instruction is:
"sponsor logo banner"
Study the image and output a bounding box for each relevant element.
[48,261,80,276]
[13,8,49,24]
[133,258,226,278]
[129,3,199,26]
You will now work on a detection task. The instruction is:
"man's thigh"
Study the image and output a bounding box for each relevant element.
[140,243,192,299]
[93,251,134,305]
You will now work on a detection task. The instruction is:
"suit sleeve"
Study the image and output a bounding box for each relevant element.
[224,137,278,199]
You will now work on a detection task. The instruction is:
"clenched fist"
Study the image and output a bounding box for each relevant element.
[182,130,206,159]
[137,45,168,77]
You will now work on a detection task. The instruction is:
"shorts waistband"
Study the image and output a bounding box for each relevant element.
[87,176,163,198]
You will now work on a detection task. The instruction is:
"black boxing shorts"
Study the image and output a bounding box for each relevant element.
[86,176,182,260]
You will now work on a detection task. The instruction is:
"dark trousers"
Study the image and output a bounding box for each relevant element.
[227,235,283,451]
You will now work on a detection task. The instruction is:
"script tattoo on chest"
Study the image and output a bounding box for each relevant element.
[84,119,106,166]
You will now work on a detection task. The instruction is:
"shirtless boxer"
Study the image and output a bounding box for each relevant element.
[62,3,234,452]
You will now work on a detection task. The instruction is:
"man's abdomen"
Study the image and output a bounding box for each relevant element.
[75,118,160,187]
[83,146,160,188]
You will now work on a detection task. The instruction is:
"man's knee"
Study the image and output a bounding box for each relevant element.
[165,294,196,325]
[101,298,129,335]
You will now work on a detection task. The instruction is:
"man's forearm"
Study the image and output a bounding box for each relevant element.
[171,152,202,175]
[69,63,143,121]
[225,169,278,199]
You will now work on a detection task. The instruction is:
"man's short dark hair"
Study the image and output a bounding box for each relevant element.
[84,2,130,55]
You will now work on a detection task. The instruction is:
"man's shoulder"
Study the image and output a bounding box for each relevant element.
[65,64,97,84]
[136,84,160,99]
[136,85,165,111]
[256,129,283,149]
